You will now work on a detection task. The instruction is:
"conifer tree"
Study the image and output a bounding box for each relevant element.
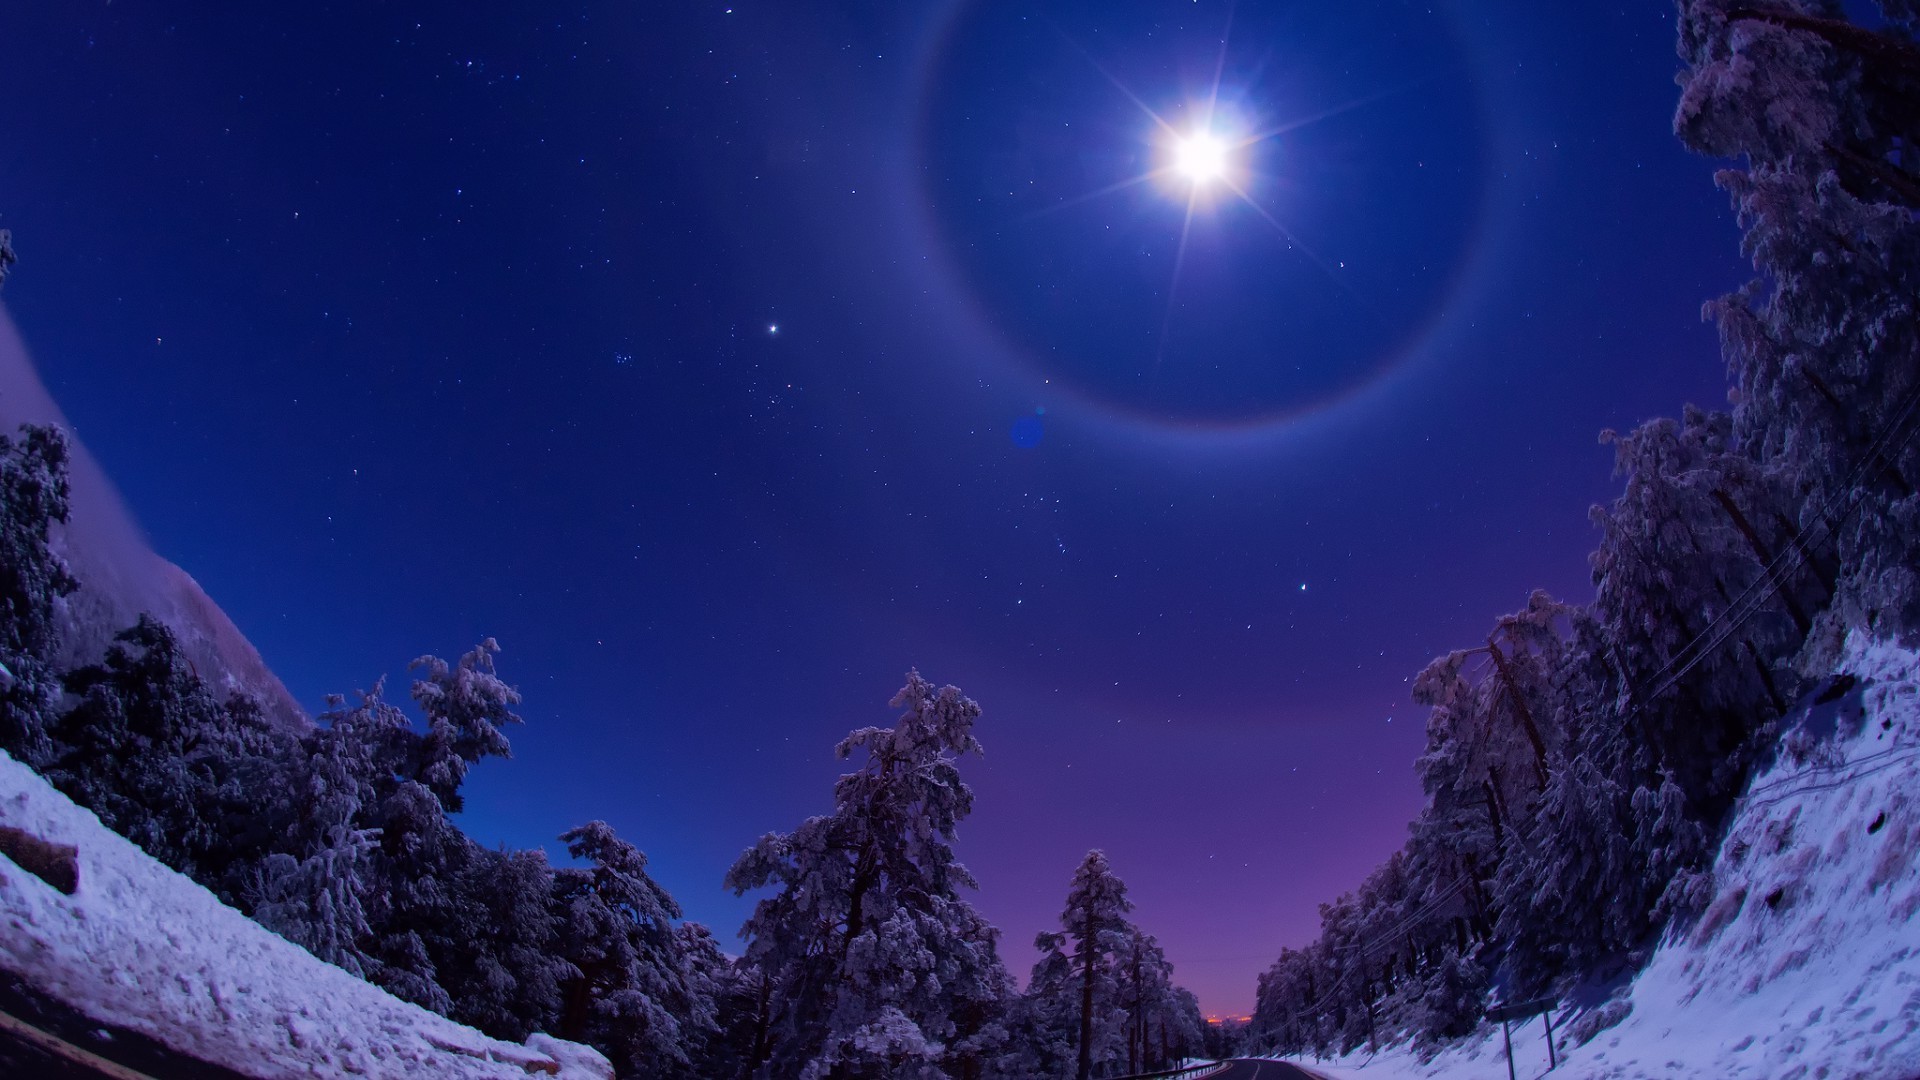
[555,819,704,1076]
[1677,0,1920,662]
[1059,849,1132,1080]
[725,672,1010,1079]
[0,424,77,768]
[49,617,291,889]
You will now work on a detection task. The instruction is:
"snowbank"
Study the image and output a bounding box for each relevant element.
[1275,634,1920,1080]
[0,748,611,1080]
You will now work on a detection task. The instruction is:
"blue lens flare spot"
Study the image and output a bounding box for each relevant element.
[1010,414,1045,448]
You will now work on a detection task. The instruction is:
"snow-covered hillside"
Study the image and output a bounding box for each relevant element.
[1278,635,1920,1080]
[0,308,306,729]
[0,747,611,1079]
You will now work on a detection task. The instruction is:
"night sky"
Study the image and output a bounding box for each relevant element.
[2,1,1748,1014]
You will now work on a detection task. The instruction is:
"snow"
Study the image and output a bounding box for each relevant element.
[0,747,612,1080]
[1271,634,1920,1080]
[0,310,308,730]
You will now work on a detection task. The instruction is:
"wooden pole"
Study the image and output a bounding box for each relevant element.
[1543,1009,1557,1070]
[1503,1018,1516,1080]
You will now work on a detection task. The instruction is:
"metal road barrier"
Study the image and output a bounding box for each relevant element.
[1110,1062,1230,1080]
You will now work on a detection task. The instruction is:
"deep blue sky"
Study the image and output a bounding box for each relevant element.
[1,1,1745,1013]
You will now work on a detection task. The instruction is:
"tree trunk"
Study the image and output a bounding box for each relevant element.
[1485,639,1549,786]
[1769,509,1839,599]
[750,972,774,1073]
[1711,487,1812,635]
[560,974,593,1042]
[1483,769,1509,850]
[1078,903,1097,1080]
[1128,945,1142,1075]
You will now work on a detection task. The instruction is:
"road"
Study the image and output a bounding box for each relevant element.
[1205,1060,1321,1080]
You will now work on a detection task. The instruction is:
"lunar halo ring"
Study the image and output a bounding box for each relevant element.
[904,0,1498,442]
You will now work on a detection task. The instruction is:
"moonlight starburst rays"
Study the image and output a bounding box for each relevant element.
[911,0,1495,435]
[1040,15,1389,364]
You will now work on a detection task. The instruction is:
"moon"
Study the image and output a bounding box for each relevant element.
[1172,130,1231,185]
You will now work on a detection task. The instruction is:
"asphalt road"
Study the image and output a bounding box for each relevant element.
[1208,1060,1321,1080]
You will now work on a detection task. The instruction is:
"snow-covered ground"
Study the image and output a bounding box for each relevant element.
[0,748,612,1079]
[1274,634,1920,1080]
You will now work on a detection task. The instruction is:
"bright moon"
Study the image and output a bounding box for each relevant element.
[1173,131,1230,185]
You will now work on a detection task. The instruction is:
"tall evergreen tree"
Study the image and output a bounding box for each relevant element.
[1677,0,1920,662]
[725,672,1011,1080]
[998,933,1080,1079]
[1060,849,1132,1080]
[48,617,293,891]
[554,819,705,1076]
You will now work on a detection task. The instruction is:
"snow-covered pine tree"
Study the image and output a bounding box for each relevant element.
[1589,408,1805,806]
[248,679,418,981]
[553,818,705,1077]
[998,932,1080,1079]
[1250,947,1319,1056]
[1058,849,1133,1080]
[0,424,77,768]
[1676,0,1920,664]
[317,647,571,1045]
[1491,748,1640,996]
[409,638,520,812]
[724,672,1011,1080]
[454,845,571,1042]
[48,616,293,890]
[1111,929,1202,1073]
[1408,650,1507,931]
[252,826,381,978]
[676,922,760,1078]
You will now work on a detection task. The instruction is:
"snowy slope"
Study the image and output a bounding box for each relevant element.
[0,307,307,730]
[1275,633,1920,1080]
[0,748,611,1080]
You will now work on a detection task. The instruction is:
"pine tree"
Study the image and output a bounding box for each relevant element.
[252,827,381,977]
[1677,0,1920,663]
[554,819,702,1076]
[725,672,1011,1079]
[409,639,520,812]
[1059,849,1132,1080]
[998,933,1079,1079]
[0,424,78,768]
[48,617,292,890]
[676,922,759,1078]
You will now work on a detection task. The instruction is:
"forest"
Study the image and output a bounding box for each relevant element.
[1245,0,1920,1058]
[1,1,1917,1078]
[0,412,1209,1079]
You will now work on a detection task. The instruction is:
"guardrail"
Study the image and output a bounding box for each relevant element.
[1108,1062,1229,1080]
